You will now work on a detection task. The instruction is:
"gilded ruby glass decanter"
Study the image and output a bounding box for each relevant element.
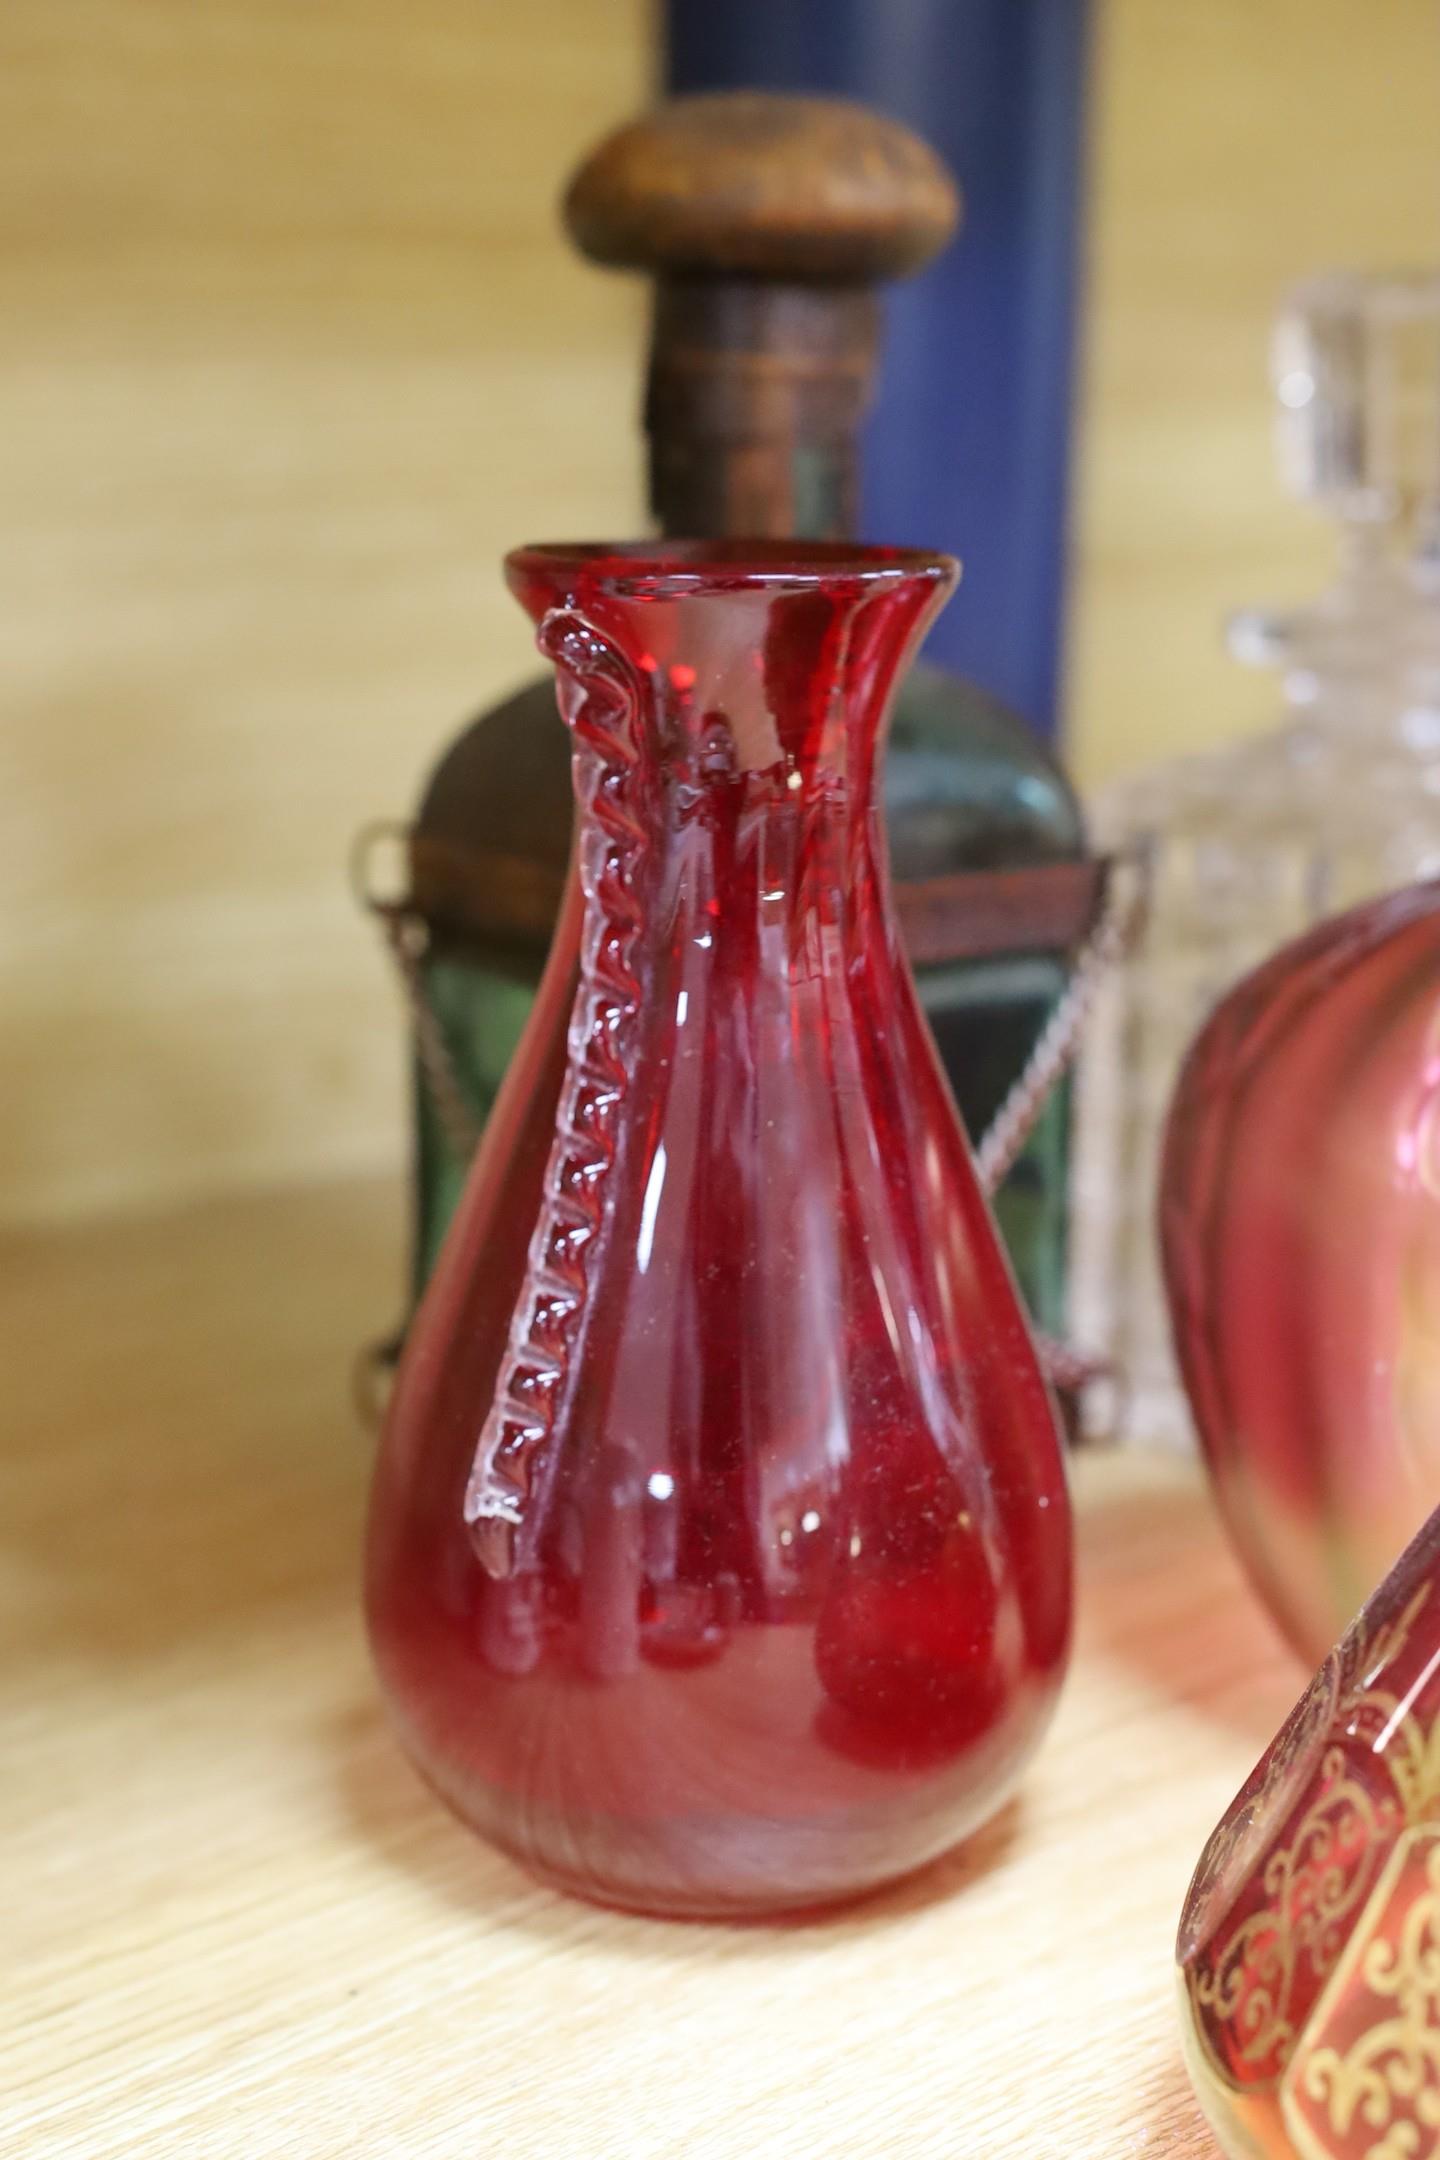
[365,542,1073,1917]
[1178,1501,1440,2160]
[1161,881,1440,1667]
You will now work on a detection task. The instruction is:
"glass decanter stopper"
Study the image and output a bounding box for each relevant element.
[386,93,1087,1346]
[1161,879,1440,1666]
[365,542,1073,1919]
[1072,269,1440,1445]
[1178,1498,1440,2159]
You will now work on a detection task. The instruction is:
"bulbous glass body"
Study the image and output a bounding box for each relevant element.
[1161,880,1440,1666]
[366,542,1073,1917]
[1178,1499,1440,2160]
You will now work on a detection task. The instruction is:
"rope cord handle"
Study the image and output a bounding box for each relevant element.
[971,867,1141,1396]
[972,870,1138,1197]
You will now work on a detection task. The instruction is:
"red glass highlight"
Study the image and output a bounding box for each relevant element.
[366,543,1072,1917]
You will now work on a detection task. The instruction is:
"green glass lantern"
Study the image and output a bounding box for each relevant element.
[368,94,1095,1345]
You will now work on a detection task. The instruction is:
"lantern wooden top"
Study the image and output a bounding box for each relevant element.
[565,92,960,286]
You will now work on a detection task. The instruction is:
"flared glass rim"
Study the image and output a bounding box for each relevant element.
[505,539,960,600]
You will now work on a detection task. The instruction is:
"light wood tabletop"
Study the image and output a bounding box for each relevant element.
[2,1176,1298,2158]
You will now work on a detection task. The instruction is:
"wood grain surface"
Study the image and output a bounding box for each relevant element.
[1,1177,1302,2158]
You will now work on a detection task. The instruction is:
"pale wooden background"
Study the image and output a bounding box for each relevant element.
[2,0,1437,1228]
[0,0,649,1227]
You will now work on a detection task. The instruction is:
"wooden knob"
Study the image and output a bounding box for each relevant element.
[566,92,960,286]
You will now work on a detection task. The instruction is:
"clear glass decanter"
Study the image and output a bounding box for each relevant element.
[1071,270,1440,1446]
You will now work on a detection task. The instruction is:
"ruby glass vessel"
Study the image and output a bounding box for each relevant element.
[365,542,1072,1917]
[1161,881,1440,1667]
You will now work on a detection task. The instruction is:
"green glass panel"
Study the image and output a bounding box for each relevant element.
[914,954,1071,1335]
[411,957,533,1296]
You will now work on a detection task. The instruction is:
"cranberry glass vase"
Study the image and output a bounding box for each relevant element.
[365,542,1072,1918]
[1178,1500,1440,2160]
[1161,881,1440,1667]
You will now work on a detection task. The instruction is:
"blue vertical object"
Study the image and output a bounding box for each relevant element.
[664,0,1090,742]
